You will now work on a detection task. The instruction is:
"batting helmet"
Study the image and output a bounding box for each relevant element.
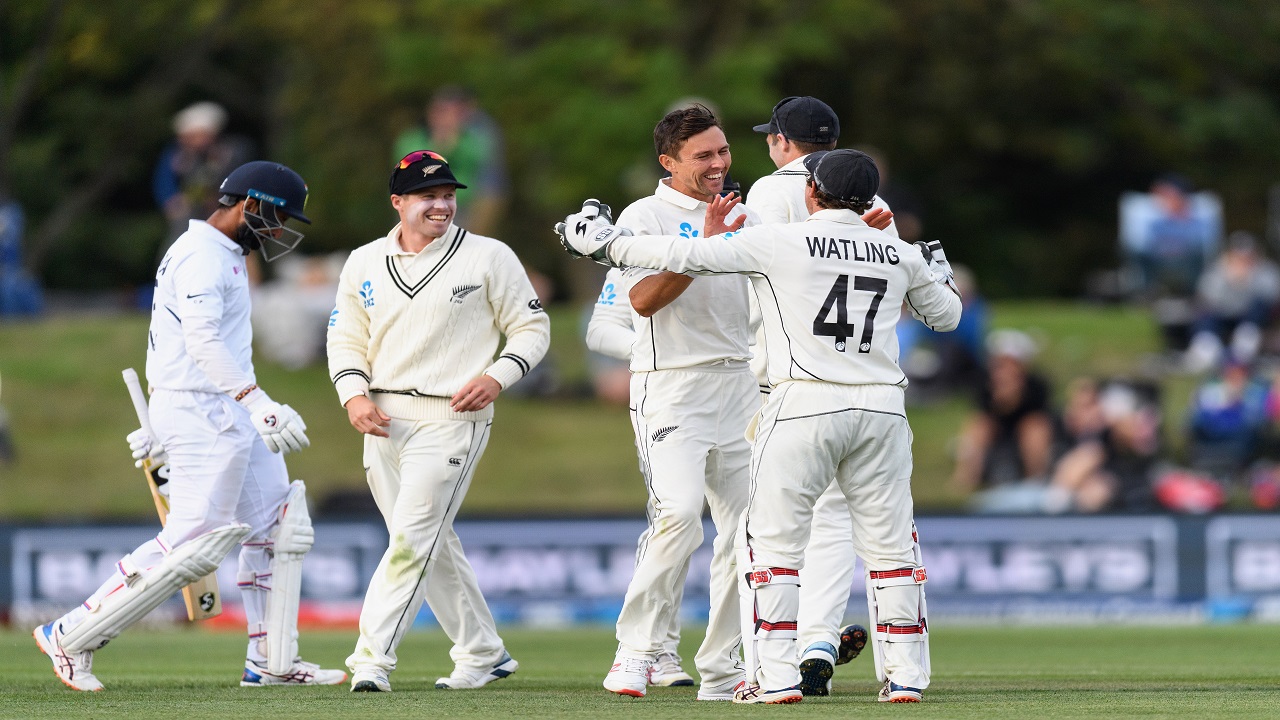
[219,161,311,224]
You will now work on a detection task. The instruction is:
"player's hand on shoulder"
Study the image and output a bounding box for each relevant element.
[555,198,631,266]
[345,395,391,438]
[703,192,747,237]
[126,427,167,468]
[862,207,894,231]
[450,375,502,413]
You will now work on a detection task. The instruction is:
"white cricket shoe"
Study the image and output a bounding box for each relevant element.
[603,651,652,697]
[696,676,745,701]
[877,679,924,703]
[350,669,392,692]
[33,622,103,692]
[435,652,518,689]
[241,658,348,686]
[733,683,803,704]
[648,652,694,686]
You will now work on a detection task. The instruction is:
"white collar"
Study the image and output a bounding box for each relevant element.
[806,208,868,226]
[188,219,244,255]
[654,179,706,211]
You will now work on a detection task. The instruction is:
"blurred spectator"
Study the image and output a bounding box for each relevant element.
[1056,377,1108,450]
[0,195,44,317]
[1182,231,1280,373]
[1122,173,1222,298]
[152,102,254,256]
[251,253,345,369]
[899,264,986,401]
[952,330,1055,494]
[1185,359,1271,481]
[1119,173,1223,351]
[394,86,509,237]
[1051,381,1163,513]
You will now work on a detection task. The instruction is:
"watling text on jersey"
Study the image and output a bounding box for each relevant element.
[805,236,900,265]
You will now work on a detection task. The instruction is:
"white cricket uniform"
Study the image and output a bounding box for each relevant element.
[327,223,549,678]
[598,209,962,693]
[746,155,899,657]
[58,219,293,661]
[608,180,758,689]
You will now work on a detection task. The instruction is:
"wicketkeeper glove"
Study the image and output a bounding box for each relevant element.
[915,240,961,297]
[126,427,168,468]
[237,387,311,454]
[555,199,632,267]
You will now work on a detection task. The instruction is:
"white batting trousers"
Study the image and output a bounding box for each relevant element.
[60,390,289,659]
[617,366,755,687]
[347,417,504,676]
[740,381,925,691]
[798,485,858,653]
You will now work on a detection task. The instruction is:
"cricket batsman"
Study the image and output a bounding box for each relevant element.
[33,161,345,691]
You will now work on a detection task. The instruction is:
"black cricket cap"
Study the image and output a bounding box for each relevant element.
[390,150,468,195]
[803,150,879,205]
[752,96,840,144]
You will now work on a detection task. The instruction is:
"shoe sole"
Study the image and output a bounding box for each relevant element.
[651,677,695,687]
[606,687,645,697]
[33,627,102,693]
[737,694,803,705]
[836,625,868,665]
[884,696,923,703]
[352,680,390,692]
[797,657,833,697]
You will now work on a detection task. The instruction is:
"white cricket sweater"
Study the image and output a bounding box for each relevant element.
[327,223,550,421]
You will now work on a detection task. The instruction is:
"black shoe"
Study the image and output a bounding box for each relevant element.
[836,624,868,665]
[797,654,833,697]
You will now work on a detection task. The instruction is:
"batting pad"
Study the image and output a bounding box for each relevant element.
[266,480,313,674]
[61,523,249,653]
[749,566,801,692]
[865,567,930,689]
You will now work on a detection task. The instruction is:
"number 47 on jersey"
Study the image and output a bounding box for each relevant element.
[813,274,887,353]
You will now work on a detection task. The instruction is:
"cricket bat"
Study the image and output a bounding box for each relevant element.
[122,368,223,621]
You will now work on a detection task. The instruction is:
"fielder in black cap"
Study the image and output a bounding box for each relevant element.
[387,150,469,251]
[754,96,840,150]
[803,149,880,213]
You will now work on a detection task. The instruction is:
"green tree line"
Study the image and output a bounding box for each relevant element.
[3,0,1280,298]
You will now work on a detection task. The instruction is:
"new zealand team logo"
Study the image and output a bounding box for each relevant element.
[329,309,339,327]
[597,283,617,306]
[650,426,679,443]
[678,222,699,239]
[360,281,375,308]
[451,284,482,304]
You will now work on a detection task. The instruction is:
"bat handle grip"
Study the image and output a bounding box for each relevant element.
[122,368,157,443]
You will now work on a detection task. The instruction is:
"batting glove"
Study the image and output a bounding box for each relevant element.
[555,199,631,266]
[126,427,168,468]
[238,387,311,454]
[915,240,960,296]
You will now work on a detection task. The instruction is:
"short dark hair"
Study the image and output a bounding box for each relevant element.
[654,104,721,159]
[809,181,874,215]
[793,138,837,154]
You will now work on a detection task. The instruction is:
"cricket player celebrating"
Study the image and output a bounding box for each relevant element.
[34,161,346,691]
[558,149,961,704]
[594,104,759,701]
[327,151,549,693]
[746,96,892,696]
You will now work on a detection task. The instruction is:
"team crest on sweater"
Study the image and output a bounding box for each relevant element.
[451,284,482,303]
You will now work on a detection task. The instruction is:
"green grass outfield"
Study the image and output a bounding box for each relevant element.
[3,625,1279,718]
